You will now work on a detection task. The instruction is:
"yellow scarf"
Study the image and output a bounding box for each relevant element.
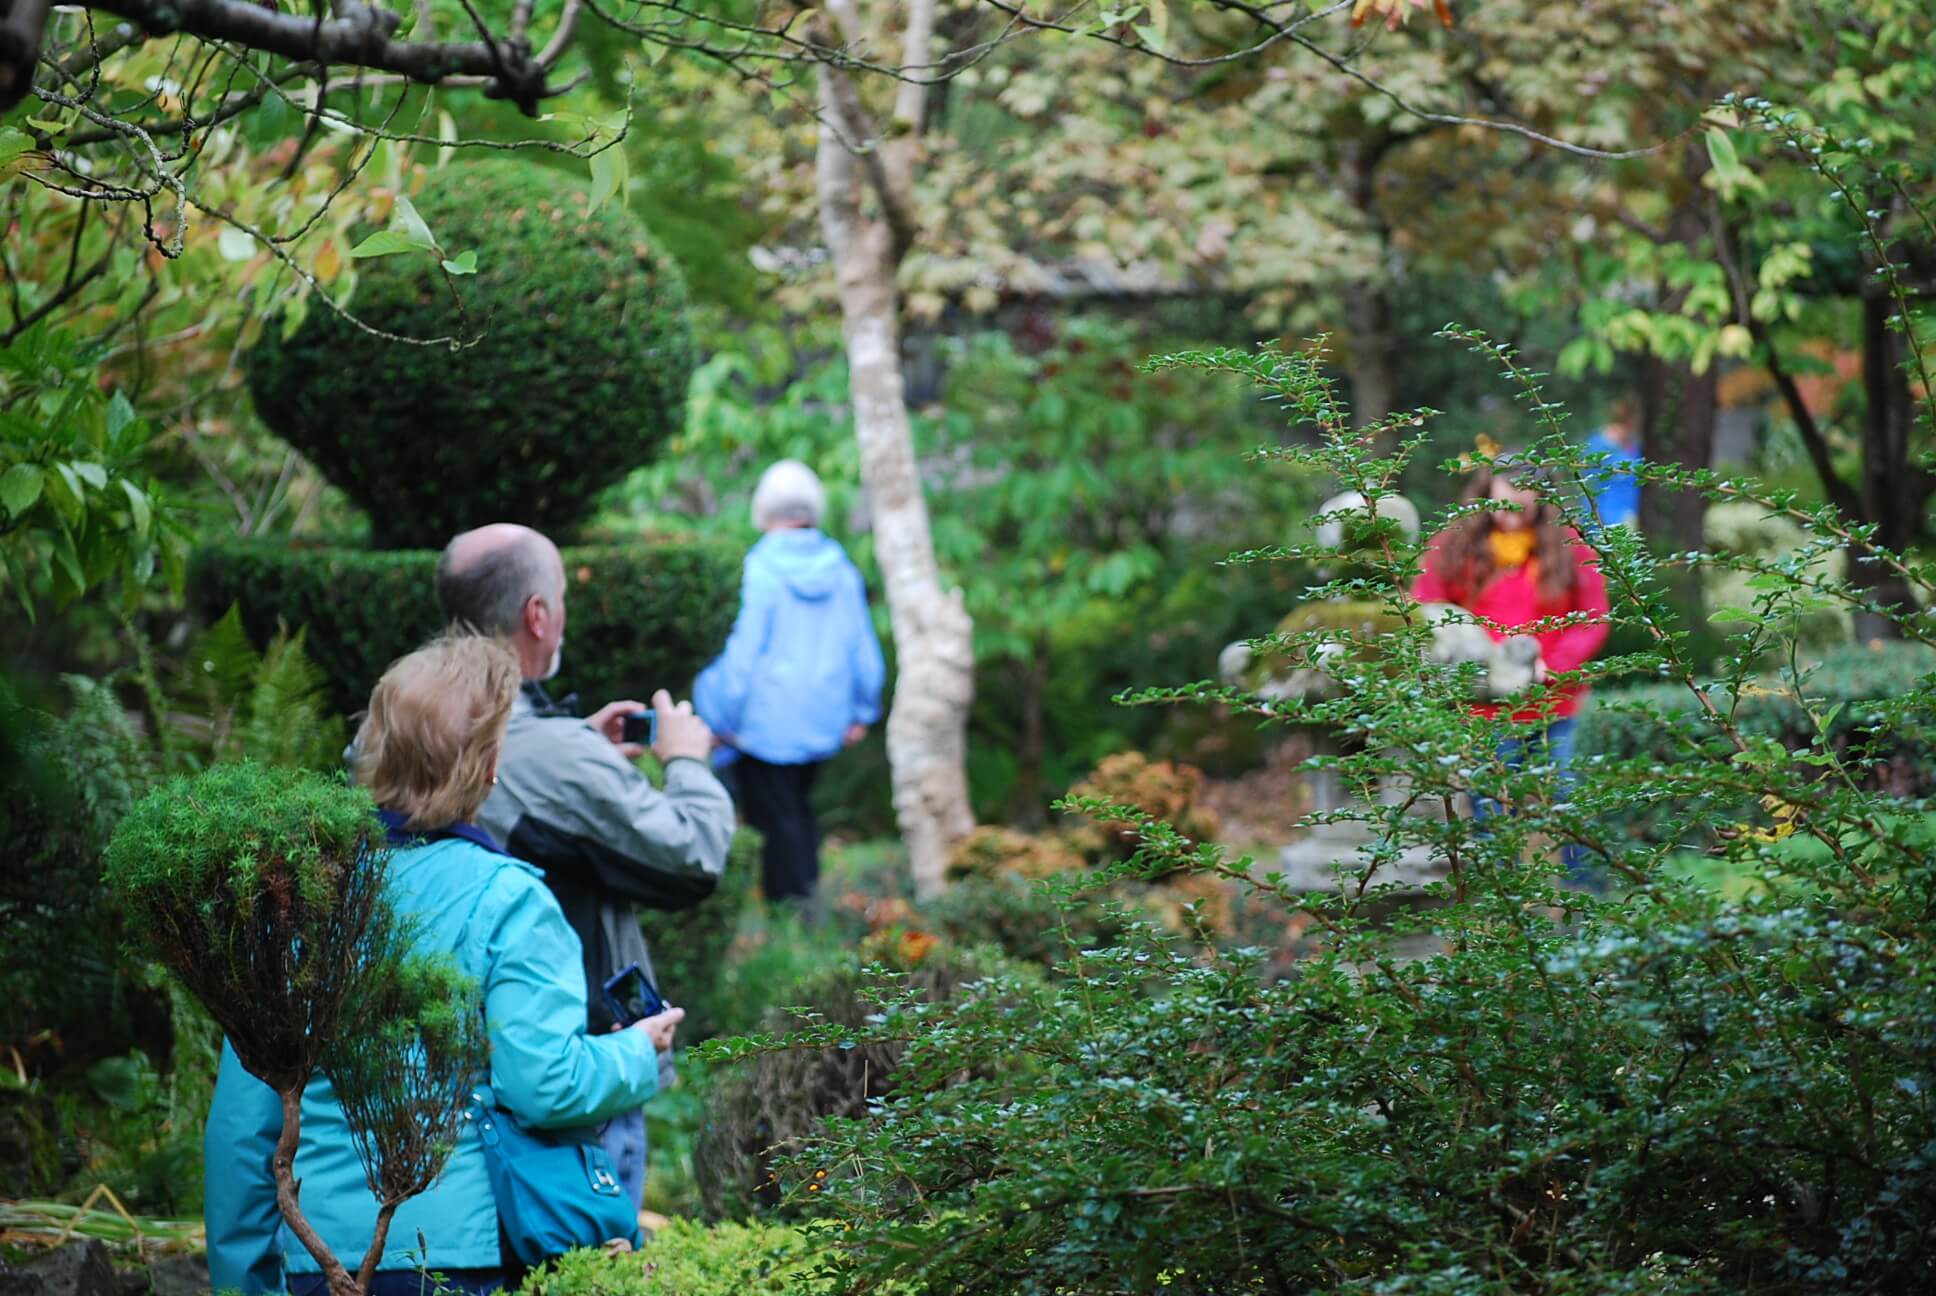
[1489,528,1536,571]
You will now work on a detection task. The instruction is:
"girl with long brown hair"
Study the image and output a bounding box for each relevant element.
[1411,456,1611,880]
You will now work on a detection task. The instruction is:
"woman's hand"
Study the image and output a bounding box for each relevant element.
[630,1005,686,1053]
[1534,656,1551,685]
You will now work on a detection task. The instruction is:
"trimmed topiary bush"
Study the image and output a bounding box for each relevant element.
[192,538,739,715]
[245,158,695,550]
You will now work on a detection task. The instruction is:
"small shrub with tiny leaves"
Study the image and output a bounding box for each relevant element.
[704,330,1936,1294]
[244,158,695,550]
[512,1219,919,1295]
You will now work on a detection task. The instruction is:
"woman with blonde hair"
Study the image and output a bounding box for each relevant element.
[205,634,684,1295]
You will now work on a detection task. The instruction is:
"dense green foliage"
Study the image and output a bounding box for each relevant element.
[0,676,158,1063]
[1578,640,1936,844]
[514,1219,885,1295]
[693,945,1019,1223]
[693,336,1936,1294]
[244,158,696,550]
[191,538,738,714]
[0,327,192,618]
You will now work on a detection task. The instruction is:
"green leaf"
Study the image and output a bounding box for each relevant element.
[0,126,32,168]
[43,463,82,526]
[1704,127,1740,175]
[349,228,429,259]
[121,479,151,538]
[441,250,478,276]
[588,145,628,215]
[1709,607,1762,625]
[106,390,137,439]
[0,463,44,516]
[69,460,108,490]
[392,195,439,251]
[217,226,258,262]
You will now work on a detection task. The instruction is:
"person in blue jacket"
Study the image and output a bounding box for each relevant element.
[694,460,887,904]
[1581,398,1642,531]
[203,634,686,1295]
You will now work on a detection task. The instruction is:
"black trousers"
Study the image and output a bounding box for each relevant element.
[732,754,824,901]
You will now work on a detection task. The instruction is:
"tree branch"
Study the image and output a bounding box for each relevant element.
[78,0,551,113]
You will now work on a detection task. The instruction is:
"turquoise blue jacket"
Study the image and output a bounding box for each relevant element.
[203,825,660,1292]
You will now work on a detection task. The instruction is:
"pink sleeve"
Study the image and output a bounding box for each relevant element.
[1543,537,1611,674]
[1410,539,1455,606]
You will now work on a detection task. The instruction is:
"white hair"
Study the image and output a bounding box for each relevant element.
[751,459,827,530]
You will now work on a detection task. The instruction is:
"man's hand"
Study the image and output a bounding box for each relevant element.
[652,689,713,764]
[843,723,868,747]
[587,699,650,759]
[629,1005,685,1053]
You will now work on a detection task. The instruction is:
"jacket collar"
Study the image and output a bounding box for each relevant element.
[520,680,579,718]
[377,807,509,855]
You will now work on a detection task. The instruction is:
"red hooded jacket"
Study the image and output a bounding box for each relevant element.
[1410,530,1611,722]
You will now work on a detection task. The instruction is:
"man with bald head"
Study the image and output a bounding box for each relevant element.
[436,523,736,1210]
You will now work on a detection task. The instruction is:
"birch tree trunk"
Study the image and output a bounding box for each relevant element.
[816,0,974,898]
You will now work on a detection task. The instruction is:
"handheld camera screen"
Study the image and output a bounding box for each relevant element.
[601,964,665,1027]
[620,711,657,746]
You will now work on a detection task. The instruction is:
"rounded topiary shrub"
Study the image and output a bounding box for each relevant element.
[245,158,695,550]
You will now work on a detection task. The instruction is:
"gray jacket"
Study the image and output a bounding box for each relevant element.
[474,686,737,1032]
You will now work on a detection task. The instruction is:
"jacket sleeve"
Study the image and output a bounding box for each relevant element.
[849,566,886,728]
[692,562,779,741]
[1544,537,1611,675]
[482,877,661,1130]
[204,1044,285,1295]
[1410,539,1455,606]
[507,725,737,912]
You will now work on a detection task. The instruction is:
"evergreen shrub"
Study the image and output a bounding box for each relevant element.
[102,762,388,1095]
[245,159,696,550]
[709,335,1936,1293]
[691,944,1019,1223]
[191,538,738,714]
[514,1219,905,1295]
[1,676,157,1064]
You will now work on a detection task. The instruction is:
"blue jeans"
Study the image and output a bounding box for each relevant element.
[597,1106,647,1210]
[1470,716,1601,888]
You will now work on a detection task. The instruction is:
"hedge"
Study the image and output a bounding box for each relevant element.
[245,158,695,549]
[1576,639,1936,842]
[192,538,739,716]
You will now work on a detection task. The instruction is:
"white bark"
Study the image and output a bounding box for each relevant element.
[815,0,973,899]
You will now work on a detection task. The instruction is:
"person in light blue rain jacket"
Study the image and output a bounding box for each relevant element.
[203,634,686,1296]
[1581,397,1642,531]
[694,460,887,903]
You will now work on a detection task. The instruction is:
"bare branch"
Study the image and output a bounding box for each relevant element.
[74,0,553,113]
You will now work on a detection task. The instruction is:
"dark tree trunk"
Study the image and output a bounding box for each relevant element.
[1636,143,1720,626]
[1006,637,1050,828]
[1338,137,1396,430]
[1851,286,1922,641]
[1637,356,1717,620]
